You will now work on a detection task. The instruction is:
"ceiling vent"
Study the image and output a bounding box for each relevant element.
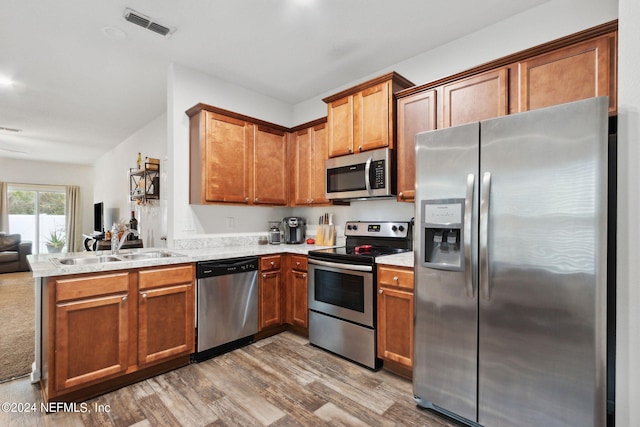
[123,8,174,37]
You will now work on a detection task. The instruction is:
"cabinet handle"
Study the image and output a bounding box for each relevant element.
[122,296,127,302]
[302,273,307,278]
[398,192,404,199]
[296,261,300,266]
[270,261,275,266]
[379,289,383,294]
[245,197,249,202]
[141,293,147,299]
[393,276,399,282]
[262,273,267,278]
[309,199,314,203]
[358,145,362,151]
[255,198,259,202]
[348,147,353,153]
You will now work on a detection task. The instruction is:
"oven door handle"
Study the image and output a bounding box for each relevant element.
[308,258,373,272]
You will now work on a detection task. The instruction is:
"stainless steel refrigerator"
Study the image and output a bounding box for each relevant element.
[413,97,608,427]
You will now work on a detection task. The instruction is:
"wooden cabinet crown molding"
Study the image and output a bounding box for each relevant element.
[322,71,414,104]
[396,20,618,100]
[186,103,289,133]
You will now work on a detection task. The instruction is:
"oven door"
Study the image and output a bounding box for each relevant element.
[308,258,374,328]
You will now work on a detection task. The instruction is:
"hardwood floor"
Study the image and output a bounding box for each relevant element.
[0,332,460,426]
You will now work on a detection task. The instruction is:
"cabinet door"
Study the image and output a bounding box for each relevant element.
[259,269,282,330]
[137,265,195,366]
[354,82,390,152]
[253,125,288,205]
[377,286,414,368]
[441,68,508,128]
[290,270,308,328]
[328,96,354,157]
[205,112,253,203]
[310,123,329,204]
[54,273,130,391]
[292,128,312,205]
[396,90,437,202]
[518,34,615,113]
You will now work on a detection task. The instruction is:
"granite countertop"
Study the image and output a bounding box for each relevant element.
[27,244,327,278]
[375,251,414,268]
[28,244,416,278]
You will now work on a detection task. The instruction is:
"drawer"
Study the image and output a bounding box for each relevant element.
[138,264,194,290]
[55,272,130,302]
[290,255,308,271]
[378,266,414,291]
[260,255,282,271]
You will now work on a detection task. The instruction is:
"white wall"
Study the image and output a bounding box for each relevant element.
[292,0,619,124]
[167,64,293,242]
[93,113,167,247]
[0,157,93,251]
[615,0,640,424]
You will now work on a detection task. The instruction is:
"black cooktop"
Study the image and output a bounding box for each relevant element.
[308,220,413,266]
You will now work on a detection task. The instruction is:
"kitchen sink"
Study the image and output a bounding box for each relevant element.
[56,256,122,265]
[119,250,182,260]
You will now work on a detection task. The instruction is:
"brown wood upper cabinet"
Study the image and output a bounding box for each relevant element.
[395,23,617,203]
[324,72,413,158]
[396,89,437,202]
[187,105,289,206]
[517,32,617,114]
[440,68,509,128]
[290,120,330,206]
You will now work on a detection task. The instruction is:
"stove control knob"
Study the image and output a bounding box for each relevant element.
[392,225,398,232]
[352,225,358,230]
[398,225,405,232]
[347,224,352,230]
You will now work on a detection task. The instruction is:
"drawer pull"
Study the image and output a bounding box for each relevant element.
[122,296,127,302]
[393,276,399,282]
[379,289,383,294]
[141,293,147,299]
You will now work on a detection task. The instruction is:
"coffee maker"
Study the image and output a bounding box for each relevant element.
[283,217,305,244]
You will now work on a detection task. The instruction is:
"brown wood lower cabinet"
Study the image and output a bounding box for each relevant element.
[377,265,414,377]
[286,254,308,330]
[137,265,195,366]
[42,264,195,403]
[259,255,283,331]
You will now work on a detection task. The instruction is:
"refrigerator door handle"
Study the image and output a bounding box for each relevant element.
[480,171,491,300]
[464,173,475,298]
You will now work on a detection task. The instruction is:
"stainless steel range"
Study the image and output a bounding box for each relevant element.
[308,220,412,369]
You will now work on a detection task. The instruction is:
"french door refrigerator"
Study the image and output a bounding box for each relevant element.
[413,97,608,427]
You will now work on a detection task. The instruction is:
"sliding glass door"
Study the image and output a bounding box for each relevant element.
[8,185,66,254]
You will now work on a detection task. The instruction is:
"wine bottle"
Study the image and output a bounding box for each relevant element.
[129,211,138,240]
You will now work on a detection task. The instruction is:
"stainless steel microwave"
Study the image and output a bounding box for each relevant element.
[325,148,396,200]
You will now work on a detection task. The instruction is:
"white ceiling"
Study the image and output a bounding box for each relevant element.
[0,0,550,165]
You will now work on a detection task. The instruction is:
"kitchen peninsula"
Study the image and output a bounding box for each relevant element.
[32,240,404,404]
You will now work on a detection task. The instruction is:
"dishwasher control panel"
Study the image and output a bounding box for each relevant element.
[197,257,258,278]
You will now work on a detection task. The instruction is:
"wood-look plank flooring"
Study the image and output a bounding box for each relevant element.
[0,332,462,426]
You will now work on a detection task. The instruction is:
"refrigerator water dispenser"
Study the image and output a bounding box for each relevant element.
[420,199,464,271]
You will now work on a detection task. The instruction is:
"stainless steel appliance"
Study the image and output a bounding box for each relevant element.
[414,97,609,427]
[268,221,281,245]
[325,147,396,200]
[283,216,305,244]
[308,220,412,369]
[194,257,259,361]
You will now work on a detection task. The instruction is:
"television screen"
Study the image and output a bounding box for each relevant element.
[94,202,104,233]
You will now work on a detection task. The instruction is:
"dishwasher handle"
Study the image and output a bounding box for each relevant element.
[197,257,259,278]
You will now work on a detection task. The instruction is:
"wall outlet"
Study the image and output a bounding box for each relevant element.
[226,217,234,229]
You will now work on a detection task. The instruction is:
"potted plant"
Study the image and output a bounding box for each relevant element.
[45,228,66,253]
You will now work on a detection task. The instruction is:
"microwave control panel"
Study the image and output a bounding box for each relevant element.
[371,160,385,189]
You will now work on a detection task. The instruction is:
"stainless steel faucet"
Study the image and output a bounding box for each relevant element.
[112,229,140,255]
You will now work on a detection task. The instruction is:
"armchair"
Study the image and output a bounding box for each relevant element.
[0,234,32,274]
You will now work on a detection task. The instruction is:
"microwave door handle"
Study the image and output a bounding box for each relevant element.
[364,155,373,194]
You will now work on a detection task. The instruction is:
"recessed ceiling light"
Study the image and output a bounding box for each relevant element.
[101,26,127,40]
[0,77,15,87]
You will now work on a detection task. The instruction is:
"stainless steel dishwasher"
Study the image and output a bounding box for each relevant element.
[194,256,259,361]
